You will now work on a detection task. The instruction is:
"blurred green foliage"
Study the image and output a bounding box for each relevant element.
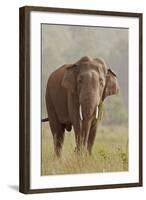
[102,94,128,126]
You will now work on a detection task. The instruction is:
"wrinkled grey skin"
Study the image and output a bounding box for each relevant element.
[46,56,119,157]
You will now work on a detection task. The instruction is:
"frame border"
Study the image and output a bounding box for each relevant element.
[19,6,143,194]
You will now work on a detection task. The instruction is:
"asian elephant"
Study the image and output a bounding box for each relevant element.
[45,56,119,157]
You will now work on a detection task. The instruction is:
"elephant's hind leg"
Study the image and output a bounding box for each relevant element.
[50,122,65,157]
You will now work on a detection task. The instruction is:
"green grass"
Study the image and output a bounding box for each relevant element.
[41,123,128,176]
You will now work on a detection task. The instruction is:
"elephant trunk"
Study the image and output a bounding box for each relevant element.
[78,89,101,149]
[79,97,99,148]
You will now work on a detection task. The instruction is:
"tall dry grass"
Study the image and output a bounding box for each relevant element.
[41,123,128,176]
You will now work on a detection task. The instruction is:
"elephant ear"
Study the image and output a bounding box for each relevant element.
[62,64,76,93]
[102,69,119,101]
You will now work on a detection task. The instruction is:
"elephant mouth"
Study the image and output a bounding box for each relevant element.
[79,105,98,121]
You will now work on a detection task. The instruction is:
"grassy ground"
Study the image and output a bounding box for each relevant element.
[41,123,128,176]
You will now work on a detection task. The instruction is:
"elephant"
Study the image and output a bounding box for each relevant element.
[44,56,119,157]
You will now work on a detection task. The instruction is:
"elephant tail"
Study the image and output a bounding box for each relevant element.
[41,118,49,122]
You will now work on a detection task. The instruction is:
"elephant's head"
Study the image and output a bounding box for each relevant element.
[62,56,119,122]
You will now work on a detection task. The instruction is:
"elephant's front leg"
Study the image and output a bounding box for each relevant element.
[67,93,82,153]
[49,121,65,157]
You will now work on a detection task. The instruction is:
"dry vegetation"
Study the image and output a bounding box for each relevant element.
[41,123,128,176]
